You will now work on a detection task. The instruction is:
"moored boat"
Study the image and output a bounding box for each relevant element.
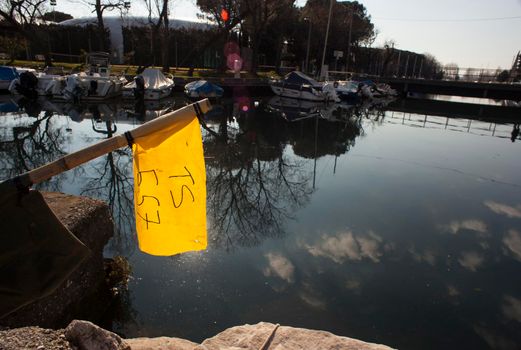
[270,71,339,102]
[123,68,175,100]
[184,80,224,99]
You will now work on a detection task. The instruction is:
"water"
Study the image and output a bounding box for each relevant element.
[1,93,520,349]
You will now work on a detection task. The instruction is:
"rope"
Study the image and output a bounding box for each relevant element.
[124,131,134,148]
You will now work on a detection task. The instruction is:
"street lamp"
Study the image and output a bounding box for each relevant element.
[304,17,311,74]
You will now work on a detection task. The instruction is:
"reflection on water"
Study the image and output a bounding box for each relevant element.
[1,93,521,349]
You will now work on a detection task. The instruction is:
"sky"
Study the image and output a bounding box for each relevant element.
[55,0,521,69]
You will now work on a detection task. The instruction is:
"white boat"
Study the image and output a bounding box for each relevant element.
[123,68,175,100]
[59,73,125,102]
[8,52,125,101]
[270,71,339,102]
[8,70,65,99]
[58,52,125,102]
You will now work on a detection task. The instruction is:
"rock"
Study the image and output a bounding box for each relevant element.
[0,192,114,328]
[65,320,130,350]
[196,322,395,350]
[126,336,198,350]
[0,326,73,350]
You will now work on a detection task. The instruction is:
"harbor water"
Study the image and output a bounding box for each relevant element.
[0,93,520,349]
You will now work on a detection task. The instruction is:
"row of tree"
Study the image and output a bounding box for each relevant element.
[1,0,444,78]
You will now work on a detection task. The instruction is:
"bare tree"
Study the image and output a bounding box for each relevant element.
[72,0,127,51]
[0,0,48,37]
[142,0,171,71]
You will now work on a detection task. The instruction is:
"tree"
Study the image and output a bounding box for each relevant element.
[299,0,375,73]
[0,36,25,63]
[181,0,248,75]
[496,70,510,83]
[142,0,171,71]
[240,0,296,73]
[41,10,73,23]
[0,0,48,37]
[444,63,459,80]
[74,0,128,51]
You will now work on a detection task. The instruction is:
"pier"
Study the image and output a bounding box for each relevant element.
[387,98,521,122]
[377,77,521,100]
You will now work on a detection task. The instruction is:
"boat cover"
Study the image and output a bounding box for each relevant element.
[283,71,320,86]
[185,80,224,97]
[0,66,18,81]
[127,68,174,89]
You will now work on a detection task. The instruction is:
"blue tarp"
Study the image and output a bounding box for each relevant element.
[185,80,224,97]
[0,66,18,81]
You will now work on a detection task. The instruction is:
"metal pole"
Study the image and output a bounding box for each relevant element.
[404,55,409,78]
[305,19,312,74]
[313,114,319,189]
[412,55,418,78]
[346,9,353,73]
[320,0,334,80]
[396,50,401,76]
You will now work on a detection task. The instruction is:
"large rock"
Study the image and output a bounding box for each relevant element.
[196,322,395,350]
[0,192,114,328]
[126,336,198,350]
[65,320,130,350]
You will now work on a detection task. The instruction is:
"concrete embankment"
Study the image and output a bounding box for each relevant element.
[0,320,395,350]
[0,192,116,329]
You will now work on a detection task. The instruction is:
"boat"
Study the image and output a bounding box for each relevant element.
[8,52,125,101]
[0,66,39,91]
[270,71,339,102]
[59,52,125,102]
[358,80,398,100]
[8,70,65,99]
[184,80,224,98]
[333,80,362,102]
[123,68,175,100]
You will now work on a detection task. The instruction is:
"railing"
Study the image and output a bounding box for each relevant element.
[383,111,518,141]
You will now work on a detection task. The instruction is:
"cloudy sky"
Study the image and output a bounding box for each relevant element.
[56,0,521,69]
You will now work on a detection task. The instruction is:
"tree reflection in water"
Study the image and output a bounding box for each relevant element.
[202,100,367,250]
[80,114,136,255]
[0,105,68,192]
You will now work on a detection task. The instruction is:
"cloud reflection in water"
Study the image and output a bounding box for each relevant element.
[304,231,383,264]
[458,251,484,272]
[484,201,521,218]
[502,230,521,262]
[263,252,295,283]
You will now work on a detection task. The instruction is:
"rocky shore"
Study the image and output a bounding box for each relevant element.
[0,320,394,350]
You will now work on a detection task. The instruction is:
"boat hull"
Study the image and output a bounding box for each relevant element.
[270,84,326,101]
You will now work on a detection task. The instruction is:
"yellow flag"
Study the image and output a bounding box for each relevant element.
[132,113,207,256]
